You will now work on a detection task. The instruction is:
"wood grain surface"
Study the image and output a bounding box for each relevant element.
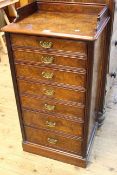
[13,49,87,69]
[24,126,83,155]
[15,63,86,87]
[17,79,86,104]
[22,109,84,137]
[2,0,114,168]
[20,95,85,119]
[0,51,117,174]
[0,0,116,173]
[2,2,110,40]
[11,34,87,53]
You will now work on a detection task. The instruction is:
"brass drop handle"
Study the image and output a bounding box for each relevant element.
[41,56,54,64]
[40,41,53,49]
[42,71,54,79]
[46,121,56,128]
[43,88,54,96]
[44,104,55,111]
[47,138,58,144]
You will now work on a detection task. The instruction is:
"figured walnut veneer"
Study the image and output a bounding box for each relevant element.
[3,0,114,168]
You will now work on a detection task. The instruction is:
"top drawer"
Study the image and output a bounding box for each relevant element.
[11,34,87,54]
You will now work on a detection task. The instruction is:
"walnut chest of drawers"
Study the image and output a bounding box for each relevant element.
[3,0,114,168]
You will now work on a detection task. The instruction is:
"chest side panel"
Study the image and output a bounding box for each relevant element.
[87,26,108,145]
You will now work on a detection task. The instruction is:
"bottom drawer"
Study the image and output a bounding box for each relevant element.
[25,126,82,155]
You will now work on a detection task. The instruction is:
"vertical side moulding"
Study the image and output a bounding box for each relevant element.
[5,32,26,141]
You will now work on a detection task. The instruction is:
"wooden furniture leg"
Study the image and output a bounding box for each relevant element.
[0,4,17,53]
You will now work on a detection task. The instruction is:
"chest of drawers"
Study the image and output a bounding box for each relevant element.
[3,0,114,167]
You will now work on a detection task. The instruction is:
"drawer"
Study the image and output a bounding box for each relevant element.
[25,126,82,155]
[11,34,87,53]
[20,95,85,120]
[15,63,86,87]
[23,109,84,137]
[18,79,85,104]
[13,49,87,69]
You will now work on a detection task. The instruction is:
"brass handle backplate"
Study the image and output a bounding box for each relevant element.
[47,138,58,144]
[43,88,54,96]
[44,104,55,111]
[41,56,54,64]
[42,71,54,79]
[40,41,53,49]
[46,121,56,128]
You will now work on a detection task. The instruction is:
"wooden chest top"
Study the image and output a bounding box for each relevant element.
[3,1,110,41]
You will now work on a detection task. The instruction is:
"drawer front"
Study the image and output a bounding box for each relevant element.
[25,126,82,155]
[23,109,83,137]
[11,34,87,53]
[20,95,85,119]
[18,79,85,104]
[15,64,86,87]
[13,50,87,69]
